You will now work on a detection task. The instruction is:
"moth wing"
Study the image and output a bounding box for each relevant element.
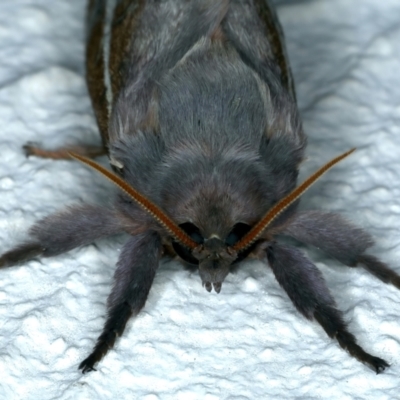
[87,0,230,146]
[87,0,150,146]
[222,0,296,101]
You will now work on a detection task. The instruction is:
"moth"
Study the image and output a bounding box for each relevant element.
[1,0,398,374]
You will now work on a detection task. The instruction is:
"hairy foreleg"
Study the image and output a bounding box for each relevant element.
[265,241,389,373]
[282,210,400,289]
[79,231,162,373]
[0,205,121,268]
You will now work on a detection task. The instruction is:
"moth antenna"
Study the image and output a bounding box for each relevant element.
[232,148,356,252]
[70,153,198,249]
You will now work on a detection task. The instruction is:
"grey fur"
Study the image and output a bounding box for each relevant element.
[110,0,230,140]
[281,210,374,265]
[0,205,121,268]
[0,0,398,374]
[30,205,121,256]
[109,2,306,236]
[266,242,337,319]
[107,231,161,309]
[266,242,389,372]
[79,231,162,373]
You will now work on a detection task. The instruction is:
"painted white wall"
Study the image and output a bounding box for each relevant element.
[0,1,400,399]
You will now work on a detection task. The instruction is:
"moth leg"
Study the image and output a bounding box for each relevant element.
[0,243,44,268]
[266,242,389,373]
[282,210,400,289]
[79,232,162,373]
[23,143,107,159]
[0,205,120,268]
[357,254,400,289]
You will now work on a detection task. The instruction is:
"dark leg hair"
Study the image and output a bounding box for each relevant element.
[79,231,162,373]
[0,205,120,268]
[265,241,389,373]
[282,210,400,289]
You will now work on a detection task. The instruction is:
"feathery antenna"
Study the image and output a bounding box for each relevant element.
[70,153,198,249]
[232,148,356,252]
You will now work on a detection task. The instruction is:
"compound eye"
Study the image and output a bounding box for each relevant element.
[179,222,204,244]
[172,223,204,265]
[225,223,254,264]
[225,223,251,246]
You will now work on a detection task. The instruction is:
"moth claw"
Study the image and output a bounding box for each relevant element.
[213,282,222,293]
[78,352,100,374]
[370,357,390,374]
[23,142,40,158]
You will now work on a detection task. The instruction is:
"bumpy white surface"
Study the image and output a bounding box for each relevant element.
[1,1,400,399]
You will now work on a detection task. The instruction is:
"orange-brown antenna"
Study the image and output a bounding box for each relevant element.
[70,153,198,250]
[232,148,356,252]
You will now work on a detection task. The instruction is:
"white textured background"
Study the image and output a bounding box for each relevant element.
[1,1,400,399]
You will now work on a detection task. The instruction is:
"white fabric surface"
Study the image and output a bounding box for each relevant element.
[1,1,400,399]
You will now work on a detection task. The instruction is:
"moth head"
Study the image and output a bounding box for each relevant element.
[194,238,237,294]
[172,222,252,292]
[71,149,355,293]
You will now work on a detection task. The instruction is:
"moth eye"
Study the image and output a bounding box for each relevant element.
[172,222,204,265]
[179,222,204,244]
[226,223,254,264]
[225,223,252,246]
